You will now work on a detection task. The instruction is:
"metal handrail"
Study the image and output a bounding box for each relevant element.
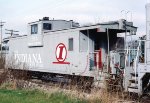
[134,40,141,81]
[125,45,129,67]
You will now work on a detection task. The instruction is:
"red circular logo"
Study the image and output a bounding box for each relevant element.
[55,43,67,62]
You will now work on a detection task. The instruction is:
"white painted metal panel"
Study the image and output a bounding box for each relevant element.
[28,35,43,47]
[138,63,147,73]
[7,29,94,77]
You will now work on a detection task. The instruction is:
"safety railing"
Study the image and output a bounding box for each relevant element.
[133,40,141,81]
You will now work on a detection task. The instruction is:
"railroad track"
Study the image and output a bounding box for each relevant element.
[28,76,91,92]
[6,69,92,92]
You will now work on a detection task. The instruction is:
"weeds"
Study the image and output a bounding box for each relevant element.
[0,53,5,69]
[0,53,138,103]
[0,89,88,103]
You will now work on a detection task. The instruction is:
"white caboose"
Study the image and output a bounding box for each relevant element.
[5,17,137,88]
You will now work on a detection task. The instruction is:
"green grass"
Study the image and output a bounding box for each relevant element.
[0,89,88,103]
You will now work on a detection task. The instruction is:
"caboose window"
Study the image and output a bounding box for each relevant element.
[43,23,51,30]
[31,24,38,34]
[68,38,73,51]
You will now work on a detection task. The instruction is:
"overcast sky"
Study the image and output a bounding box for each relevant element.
[0,0,149,38]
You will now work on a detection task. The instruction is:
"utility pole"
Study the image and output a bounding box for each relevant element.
[0,20,6,52]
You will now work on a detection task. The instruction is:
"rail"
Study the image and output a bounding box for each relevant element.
[125,44,129,67]
[133,40,141,81]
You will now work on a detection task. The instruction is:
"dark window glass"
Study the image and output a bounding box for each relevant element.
[43,23,51,30]
[31,24,38,34]
[2,46,9,51]
[68,38,73,51]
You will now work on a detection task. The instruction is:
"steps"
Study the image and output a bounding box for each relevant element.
[128,72,139,93]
